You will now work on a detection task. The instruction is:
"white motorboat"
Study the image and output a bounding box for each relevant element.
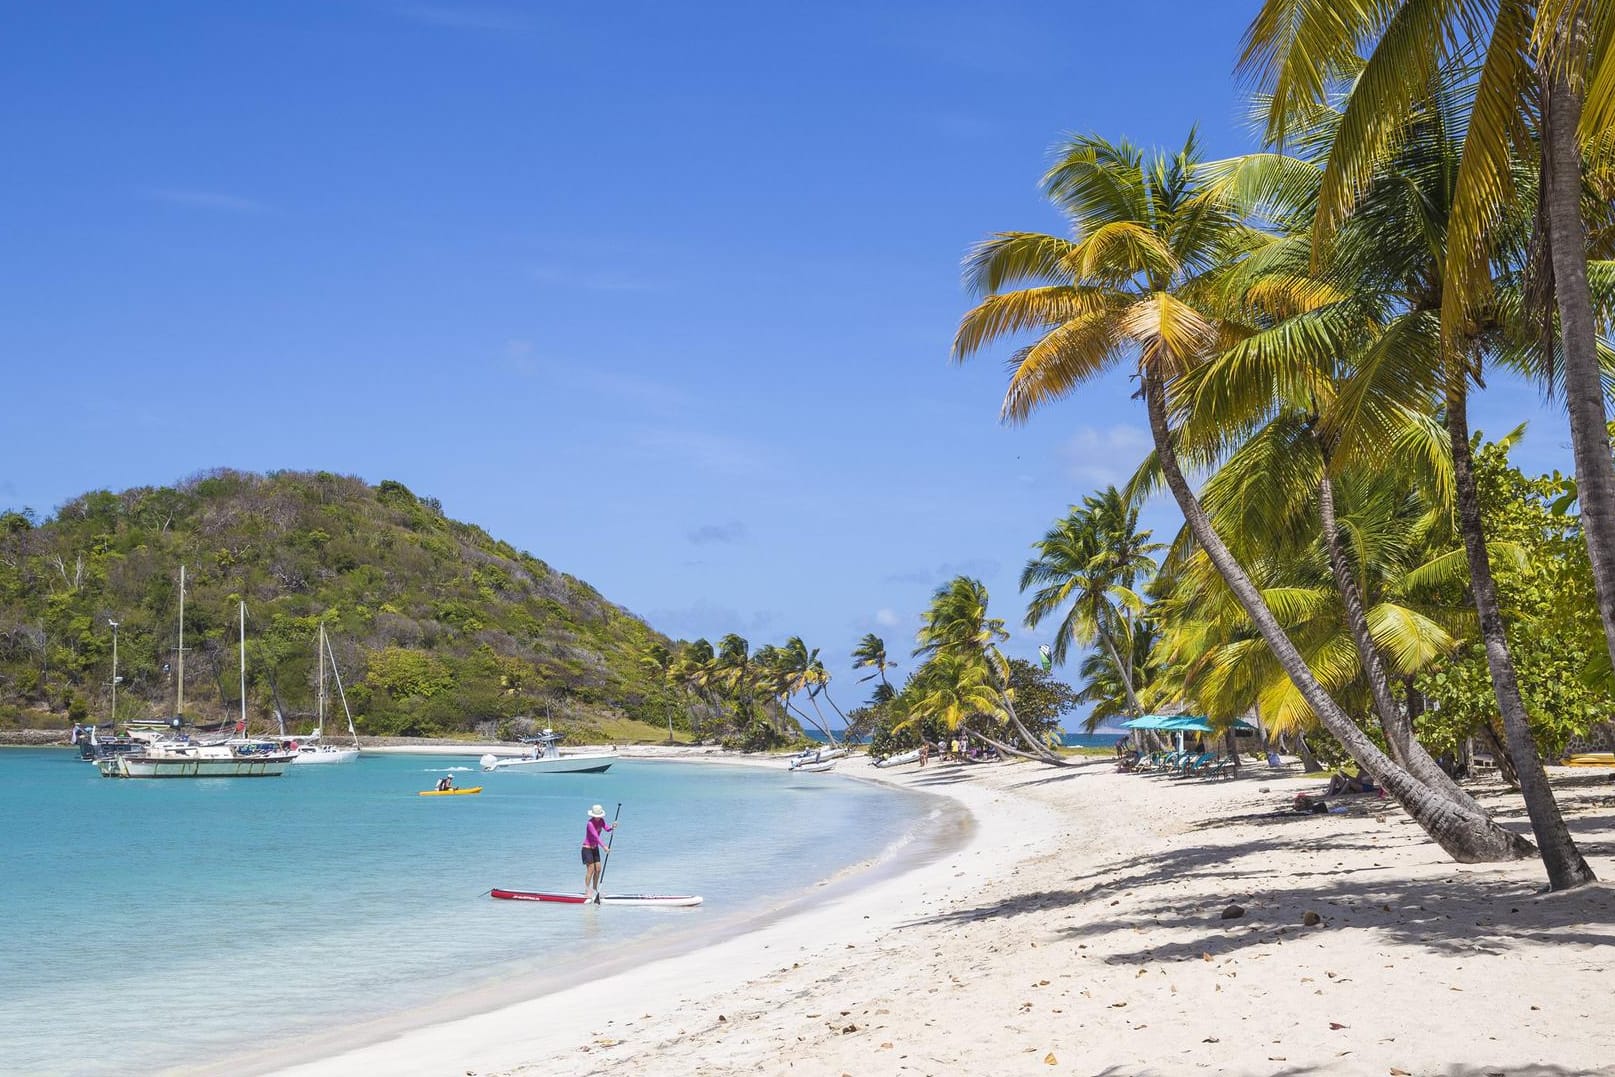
[481,730,614,774]
[872,748,922,768]
[792,760,837,774]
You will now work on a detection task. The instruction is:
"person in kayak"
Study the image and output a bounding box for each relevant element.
[436,775,454,792]
[582,803,615,900]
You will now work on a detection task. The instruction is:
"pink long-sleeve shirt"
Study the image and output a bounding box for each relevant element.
[583,817,614,848]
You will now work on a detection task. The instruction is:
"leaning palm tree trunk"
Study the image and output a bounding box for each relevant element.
[970,727,1060,764]
[1144,372,1534,864]
[785,697,838,745]
[1098,626,1146,717]
[996,677,1065,764]
[1542,36,1615,682]
[1314,466,1486,814]
[1445,380,1595,888]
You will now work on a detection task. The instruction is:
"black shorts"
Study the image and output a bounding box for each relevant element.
[581,846,601,865]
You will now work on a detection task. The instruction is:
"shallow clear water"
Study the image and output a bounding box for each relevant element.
[0,748,930,1075]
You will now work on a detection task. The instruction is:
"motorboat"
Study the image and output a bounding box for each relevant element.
[481,730,613,774]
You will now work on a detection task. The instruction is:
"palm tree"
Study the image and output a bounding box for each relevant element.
[955,131,1532,863]
[851,633,896,690]
[671,638,719,738]
[640,643,679,744]
[913,577,1064,764]
[776,636,839,745]
[1021,486,1164,719]
[1073,618,1160,732]
[1240,0,1615,726]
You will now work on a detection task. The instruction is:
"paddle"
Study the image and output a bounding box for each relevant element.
[593,802,622,904]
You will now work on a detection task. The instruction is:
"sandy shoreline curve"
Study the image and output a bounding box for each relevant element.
[197,749,1615,1076]
[192,749,994,1077]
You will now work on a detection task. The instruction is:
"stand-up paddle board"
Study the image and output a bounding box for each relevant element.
[490,888,702,907]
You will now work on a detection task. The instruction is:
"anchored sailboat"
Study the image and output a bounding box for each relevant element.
[285,623,361,765]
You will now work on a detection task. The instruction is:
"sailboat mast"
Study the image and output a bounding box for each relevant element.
[239,601,247,733]
[325,629,359,746]
[317,623,326,733]
[177,565,186,718]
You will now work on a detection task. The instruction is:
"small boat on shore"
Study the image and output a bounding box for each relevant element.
[490,888,702,907]
[480,730,613,774]
[789,746,848,769]
[792,760,837,774]
[418,786,482,796]
[872,748,922,768]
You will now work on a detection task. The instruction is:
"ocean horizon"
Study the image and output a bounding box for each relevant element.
[0,748,934,1074]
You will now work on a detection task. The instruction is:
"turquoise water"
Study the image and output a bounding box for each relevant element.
[0,748,932,1075]
[1060,731,1128,749]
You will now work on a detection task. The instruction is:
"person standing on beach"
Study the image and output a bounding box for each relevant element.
[581,804,614,900]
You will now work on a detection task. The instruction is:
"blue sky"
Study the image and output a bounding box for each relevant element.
[1,1,1569,724]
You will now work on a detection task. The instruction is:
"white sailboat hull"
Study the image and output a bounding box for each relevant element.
[291,745,360,765]
[99,752,295,778]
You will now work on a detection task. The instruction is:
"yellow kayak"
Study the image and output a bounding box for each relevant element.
[1563,753,1615,767]
[418,786,483,796]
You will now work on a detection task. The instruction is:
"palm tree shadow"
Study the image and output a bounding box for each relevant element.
[900,801,1615,962]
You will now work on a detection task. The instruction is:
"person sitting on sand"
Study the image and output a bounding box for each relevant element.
[436,775,454,792]
[1325,771,1378,795]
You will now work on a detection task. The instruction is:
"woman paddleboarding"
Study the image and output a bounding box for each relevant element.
[581,803,617,902]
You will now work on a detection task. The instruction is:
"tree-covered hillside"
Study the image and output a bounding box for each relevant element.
[0,469,680,738]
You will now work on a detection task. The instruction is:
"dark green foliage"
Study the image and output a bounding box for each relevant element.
[1415,441,1615,761]
[0,469,673,736]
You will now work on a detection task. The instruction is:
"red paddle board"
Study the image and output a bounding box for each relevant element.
[490,888,702,907]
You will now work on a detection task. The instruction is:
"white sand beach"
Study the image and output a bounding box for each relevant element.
[268,752,1615,1077]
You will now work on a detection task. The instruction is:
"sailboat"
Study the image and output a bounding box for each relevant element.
[285,623,361,765]
[98,592,296,778]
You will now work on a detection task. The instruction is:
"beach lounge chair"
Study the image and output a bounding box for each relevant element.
[1203,756,1238,780]
[1178,752,1216,777]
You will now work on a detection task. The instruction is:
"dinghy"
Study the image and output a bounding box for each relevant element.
[873,748,921,768]
[490,889,702,907]
[792,760,836,773]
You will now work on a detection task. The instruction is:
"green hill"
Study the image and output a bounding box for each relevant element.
[0,469,682,740]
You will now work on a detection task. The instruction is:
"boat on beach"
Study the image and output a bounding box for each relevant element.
[872,748,922,768]
[789,746,848,769]
[480,730,614,774]
[792,759,837,773]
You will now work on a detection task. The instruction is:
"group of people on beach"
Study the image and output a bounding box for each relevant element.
[918,734,993,767]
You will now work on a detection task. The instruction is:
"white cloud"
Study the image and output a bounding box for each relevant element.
[1062,425,1153,488]
[874,608,901,628]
